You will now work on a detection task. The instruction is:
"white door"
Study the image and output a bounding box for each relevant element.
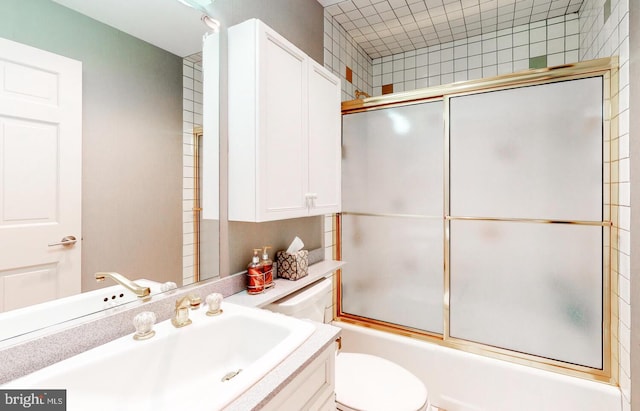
[0,38,82,312]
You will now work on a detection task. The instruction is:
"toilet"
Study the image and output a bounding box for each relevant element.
[266,278,431,411]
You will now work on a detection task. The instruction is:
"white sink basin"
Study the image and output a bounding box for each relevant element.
[4,301,315,410]
[0,279,162,346]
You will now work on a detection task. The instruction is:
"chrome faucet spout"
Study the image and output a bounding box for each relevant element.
[94,272,151,298]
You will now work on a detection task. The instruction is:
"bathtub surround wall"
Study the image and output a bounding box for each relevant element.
[578,0,630,407]
[371,13,580,95]
[323,10,374,100]
[0,0,183,291]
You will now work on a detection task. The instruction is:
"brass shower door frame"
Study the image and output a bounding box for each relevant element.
[192,127,203,283]
[335,57,619,384]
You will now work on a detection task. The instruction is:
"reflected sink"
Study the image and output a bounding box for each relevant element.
[0,279,162,346]
[4,301,315,410]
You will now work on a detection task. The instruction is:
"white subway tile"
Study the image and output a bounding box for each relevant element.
[564,50,579,63]
[467,67,483,80]
[482,52,497,66]
[454,58,468,71]
[547,52,565,67]
[468,41,482,56]
[441,47,454,61]
[393,59,405,72]
[513,44,529,60]
[530,41,547,57]
[454,71,468,82]
[454,44,467,58]
[441,60,454,74]
[530,26,546,43]
[405,68,416,80]
[416,53,428,67]
[482,37,497,53]
[497,62,512,75]
[513,58,529,73]
[547,37,565,54]
[482,65,497,77]
[497,49,512,64]
[468,54,482,69]
[415,77,429,89]
[547,22,565,39]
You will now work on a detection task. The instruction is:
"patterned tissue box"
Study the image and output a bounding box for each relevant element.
[275,250,309,280]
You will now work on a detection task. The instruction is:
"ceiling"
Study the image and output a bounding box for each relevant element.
[52,0,209,56]
[51,0,584,60]
[320,0,583,59]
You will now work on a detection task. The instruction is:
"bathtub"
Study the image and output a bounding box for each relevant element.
[335,321,621,411]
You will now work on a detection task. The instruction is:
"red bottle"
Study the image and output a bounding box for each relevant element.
[247,249,264,294]
[261,246,274,289]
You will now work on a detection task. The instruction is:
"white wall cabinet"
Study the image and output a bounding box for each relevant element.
[228,19,341,222]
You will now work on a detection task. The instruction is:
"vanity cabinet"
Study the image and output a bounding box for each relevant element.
[262,344,336,411]
[228,19,341,222]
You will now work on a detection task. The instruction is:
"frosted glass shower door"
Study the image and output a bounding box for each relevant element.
[448,76,605,368]
[341,101,444,334]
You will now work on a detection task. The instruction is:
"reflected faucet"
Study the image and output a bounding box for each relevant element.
[94,272,151,298]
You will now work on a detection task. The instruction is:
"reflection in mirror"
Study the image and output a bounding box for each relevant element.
[0,0,219,344]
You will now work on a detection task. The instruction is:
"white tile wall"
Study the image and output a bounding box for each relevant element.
[324,10,374,101]
[372,13,580,95]
[182,58,203,287]
[579,0,630,408]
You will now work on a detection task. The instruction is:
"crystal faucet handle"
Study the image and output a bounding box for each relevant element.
[160,281,177,292]
[206,293,223,316]
[133,311,157,340]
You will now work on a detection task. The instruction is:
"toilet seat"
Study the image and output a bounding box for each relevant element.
[335,353,429,411]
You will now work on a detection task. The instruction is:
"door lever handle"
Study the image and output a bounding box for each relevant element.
[48,235,77,247]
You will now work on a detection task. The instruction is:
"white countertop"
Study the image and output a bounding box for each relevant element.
[225,260,345,308]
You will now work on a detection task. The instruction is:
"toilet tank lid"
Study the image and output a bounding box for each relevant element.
[269,277,332,309]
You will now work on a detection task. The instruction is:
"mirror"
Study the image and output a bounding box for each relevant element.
[0,0,219,342]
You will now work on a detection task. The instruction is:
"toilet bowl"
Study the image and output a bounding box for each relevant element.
[266,277,430,411]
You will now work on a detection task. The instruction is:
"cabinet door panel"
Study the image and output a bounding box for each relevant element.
[259,31,308,220]
[308,61,341,215]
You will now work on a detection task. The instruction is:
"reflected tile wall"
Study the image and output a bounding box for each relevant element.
[182,57,203,287]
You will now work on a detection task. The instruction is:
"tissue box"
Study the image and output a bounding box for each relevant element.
[276,250,309,280]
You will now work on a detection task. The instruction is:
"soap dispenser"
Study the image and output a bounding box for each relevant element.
[261,246,274,289]
[247,249,264,295]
